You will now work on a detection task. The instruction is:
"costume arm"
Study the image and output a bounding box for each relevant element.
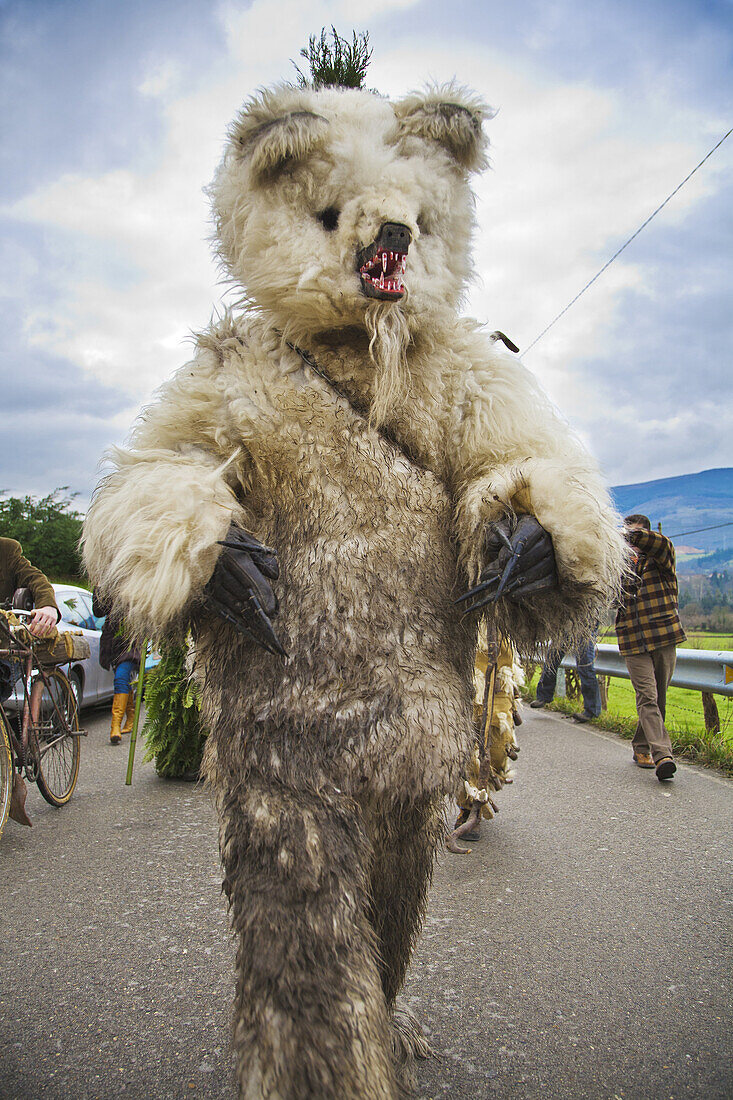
[450,326,627,650]
[82,347,246,638]
[628,529,676,574]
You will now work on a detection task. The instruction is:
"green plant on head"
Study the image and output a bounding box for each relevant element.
[292,26,372,90]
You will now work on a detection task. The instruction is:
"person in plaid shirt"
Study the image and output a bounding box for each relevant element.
[616,514,686,780]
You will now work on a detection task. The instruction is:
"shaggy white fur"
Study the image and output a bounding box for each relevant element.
[83,80,627,1100]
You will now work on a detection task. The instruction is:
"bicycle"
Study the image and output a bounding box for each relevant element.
[0,603,86,837]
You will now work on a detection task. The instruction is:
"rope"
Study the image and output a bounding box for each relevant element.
[668,520,733,539]
[523,125,733,354]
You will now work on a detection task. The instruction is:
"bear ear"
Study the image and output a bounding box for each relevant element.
[230,100,329,179]
[393,85,493,172]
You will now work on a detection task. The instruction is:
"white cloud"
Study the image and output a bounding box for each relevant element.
[8,161,217,392]
[138,59,183,100]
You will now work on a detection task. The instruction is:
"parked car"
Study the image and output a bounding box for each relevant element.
[51,584,115,710]
[6,584,114,713]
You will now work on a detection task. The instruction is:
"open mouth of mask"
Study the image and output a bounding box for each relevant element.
[358,247,408,299]
[356,223,412,301]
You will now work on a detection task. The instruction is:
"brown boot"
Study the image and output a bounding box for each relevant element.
[109,693,128,744]
[121,693,136,735]
[9,772,32,826]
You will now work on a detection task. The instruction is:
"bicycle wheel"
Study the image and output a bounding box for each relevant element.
[35,669,81,807]
[0,712,12,838]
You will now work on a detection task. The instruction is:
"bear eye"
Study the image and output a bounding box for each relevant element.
[417,213,430,235]
[317,207,340,231]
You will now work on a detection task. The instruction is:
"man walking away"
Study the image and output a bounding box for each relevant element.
[617,515,686,781]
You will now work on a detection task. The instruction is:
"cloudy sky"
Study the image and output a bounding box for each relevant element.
[1,0,731,507]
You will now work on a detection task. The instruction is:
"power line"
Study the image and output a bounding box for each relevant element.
[523,125,733,355]
[669,520,733,539]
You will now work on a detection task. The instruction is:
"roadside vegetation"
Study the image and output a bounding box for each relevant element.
[599,631,733,650]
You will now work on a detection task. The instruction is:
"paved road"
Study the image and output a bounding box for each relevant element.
[0,705,730,1099]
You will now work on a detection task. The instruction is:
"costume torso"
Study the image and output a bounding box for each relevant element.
[196,328,477,800]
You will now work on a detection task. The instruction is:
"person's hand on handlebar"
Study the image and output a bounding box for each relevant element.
[29,606,58,638]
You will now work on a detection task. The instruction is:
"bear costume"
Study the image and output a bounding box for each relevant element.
[83,82,626,1098]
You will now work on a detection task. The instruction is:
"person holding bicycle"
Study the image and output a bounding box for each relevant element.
[1,538,61,824]
[0,538,60,640]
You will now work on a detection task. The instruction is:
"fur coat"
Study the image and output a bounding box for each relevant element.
[83,82,626,1099]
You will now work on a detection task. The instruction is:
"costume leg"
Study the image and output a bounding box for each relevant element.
[535,649,564,703]
[366,795,442,1008]
[625,652,673,763]
[575,639,601,717]
[366,797,441,1092]
[219,772,398,1100]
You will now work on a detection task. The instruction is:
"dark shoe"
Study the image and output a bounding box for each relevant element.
[529,699,546,709]
[633,751,654,769]
[572,712,594,724]
[656,757,676,781]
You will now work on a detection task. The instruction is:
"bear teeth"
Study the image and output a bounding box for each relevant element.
[359,249,407,295]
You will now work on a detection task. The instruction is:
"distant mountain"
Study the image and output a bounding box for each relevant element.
[610,468,733,565]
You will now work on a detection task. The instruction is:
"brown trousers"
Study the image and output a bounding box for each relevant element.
[624,643,677,763]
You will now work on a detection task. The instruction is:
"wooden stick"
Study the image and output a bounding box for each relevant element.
[125,641,149,786]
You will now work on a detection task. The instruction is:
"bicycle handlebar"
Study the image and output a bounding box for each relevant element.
[0,610,39,657]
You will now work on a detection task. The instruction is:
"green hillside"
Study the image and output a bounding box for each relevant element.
[611,467,733,555]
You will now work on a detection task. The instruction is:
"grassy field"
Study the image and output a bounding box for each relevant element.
[522,634,733,775]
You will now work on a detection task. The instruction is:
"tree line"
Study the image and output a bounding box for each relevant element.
[0,489,85,582]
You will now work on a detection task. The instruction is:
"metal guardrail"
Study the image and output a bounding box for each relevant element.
[561,644,733,697]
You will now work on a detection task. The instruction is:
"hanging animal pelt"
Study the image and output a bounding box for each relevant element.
[83,29,626,1099]
[449,631,524,853]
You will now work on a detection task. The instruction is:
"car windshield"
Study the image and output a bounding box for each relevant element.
[55,588,96,630]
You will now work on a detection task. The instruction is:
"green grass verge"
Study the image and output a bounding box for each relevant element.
[600,631,733,651]
[522,667,733,776]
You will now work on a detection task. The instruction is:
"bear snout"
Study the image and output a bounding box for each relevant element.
[357,221,412,300]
